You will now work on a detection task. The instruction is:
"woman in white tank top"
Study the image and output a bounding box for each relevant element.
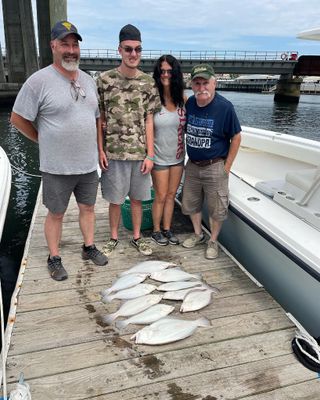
[151,55,186,246]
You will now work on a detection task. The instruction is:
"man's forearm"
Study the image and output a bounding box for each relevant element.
[225,132,241,171]
[10,112,38,143]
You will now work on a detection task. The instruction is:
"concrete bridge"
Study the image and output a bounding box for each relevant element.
[78,49,298,75]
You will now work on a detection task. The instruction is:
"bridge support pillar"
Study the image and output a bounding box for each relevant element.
[274,74,302,103]
[0,43,6,82]
[36,0,67,68]
[2,0,38,83]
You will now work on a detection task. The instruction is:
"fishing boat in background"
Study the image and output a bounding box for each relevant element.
[0,146,11,243]
[213,127,320,340]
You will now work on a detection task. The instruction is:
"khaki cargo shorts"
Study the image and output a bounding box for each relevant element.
[181,160,229,221]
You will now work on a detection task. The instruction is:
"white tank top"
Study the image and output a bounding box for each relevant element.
[153,105,186,165]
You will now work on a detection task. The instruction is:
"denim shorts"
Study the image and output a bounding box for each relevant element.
[181,160,229,221]
[100,160,152,204]
[42,170,99,214]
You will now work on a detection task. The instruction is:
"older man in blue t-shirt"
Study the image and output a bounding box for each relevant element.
[182,64,241,259]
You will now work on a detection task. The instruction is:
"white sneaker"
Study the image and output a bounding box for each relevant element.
[206,240,219,259]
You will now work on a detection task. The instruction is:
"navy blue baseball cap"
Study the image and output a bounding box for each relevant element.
[51,21,82,41]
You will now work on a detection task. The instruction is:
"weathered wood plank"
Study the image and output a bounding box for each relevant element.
[240,379,320,399]
[7,340,313,400]
[9,289,280,356]
[74,356,317,400]
[18,277,262,312]
[7,308,293,382]
[19,264,246,295]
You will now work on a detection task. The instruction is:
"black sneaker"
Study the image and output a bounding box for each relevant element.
[47,256,68,281]
[82,244,108,266]
[162,229,180,245]
[151,231,169,246]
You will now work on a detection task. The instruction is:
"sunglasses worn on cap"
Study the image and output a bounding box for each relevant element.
[160,69,172,76]
[121,45,142,54]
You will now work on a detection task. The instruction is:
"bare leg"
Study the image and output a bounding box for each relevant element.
[209,217,223,241]
[44,211,64,257]
[130,198,142,240]
[78,203,95,246]
[162,165,183,230]
[151,169,169,231]
[109,203,121,240]
[189,212,203,235]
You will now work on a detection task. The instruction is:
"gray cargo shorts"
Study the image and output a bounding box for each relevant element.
[42,171,99,214]
[100,160,152,205]
[181,160,229,221]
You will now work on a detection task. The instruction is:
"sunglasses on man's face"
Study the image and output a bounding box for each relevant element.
[120,45,143,54]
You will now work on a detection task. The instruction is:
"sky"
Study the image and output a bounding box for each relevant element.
[1,0,320,56]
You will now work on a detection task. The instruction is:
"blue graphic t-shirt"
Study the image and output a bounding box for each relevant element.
[185,93,241,161]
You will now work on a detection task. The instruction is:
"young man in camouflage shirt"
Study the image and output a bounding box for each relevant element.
[97,24,161,256]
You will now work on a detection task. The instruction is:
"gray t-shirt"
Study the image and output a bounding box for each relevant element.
[13,65,100,174]
[153,105,186,165]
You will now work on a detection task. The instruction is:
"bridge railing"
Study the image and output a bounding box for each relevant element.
[80,49,298,61]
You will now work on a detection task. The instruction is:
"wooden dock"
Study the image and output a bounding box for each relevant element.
[3,188,319,399]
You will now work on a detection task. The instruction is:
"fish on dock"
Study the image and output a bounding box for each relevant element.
[150,267,201,283]
[100,273,148,297]
[102,294,163,325]
[116,304,175,329]
[102,283,157,303]
[157,280,203,292]
[119,260,176,276]
[180,288,215,312]
[131,316,211,345]
[162,286,207,301]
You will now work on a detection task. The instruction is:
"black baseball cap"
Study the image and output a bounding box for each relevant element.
[119,24,141,42]
[51,21,82,41]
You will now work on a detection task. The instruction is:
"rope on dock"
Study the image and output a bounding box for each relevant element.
[9,162,41,178]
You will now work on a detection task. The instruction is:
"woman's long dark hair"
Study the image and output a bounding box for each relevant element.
[153,54,185,108]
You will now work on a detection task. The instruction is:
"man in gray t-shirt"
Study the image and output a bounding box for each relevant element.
[10,21,107,281]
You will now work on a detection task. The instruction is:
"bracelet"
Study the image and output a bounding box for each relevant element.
[146,155,155,161]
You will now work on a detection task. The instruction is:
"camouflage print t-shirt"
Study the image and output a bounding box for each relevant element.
[97,69,161,160]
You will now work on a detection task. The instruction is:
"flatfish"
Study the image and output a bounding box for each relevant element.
[116,304,175,329]
[157,280,203,292]
[102,294,163,325]
[180,289,214,312]
[150,267,201,282]
[162,286,207,301]
[101,273,148,296]
[131,316,211,345]
[119,260,176,276]
[102,283,157,303]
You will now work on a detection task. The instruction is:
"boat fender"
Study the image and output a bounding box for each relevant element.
[281,53,288,61]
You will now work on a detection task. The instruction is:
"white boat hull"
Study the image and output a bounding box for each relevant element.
[218,179,320,338]
[204,127,320,337]
[0,146,11,242]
